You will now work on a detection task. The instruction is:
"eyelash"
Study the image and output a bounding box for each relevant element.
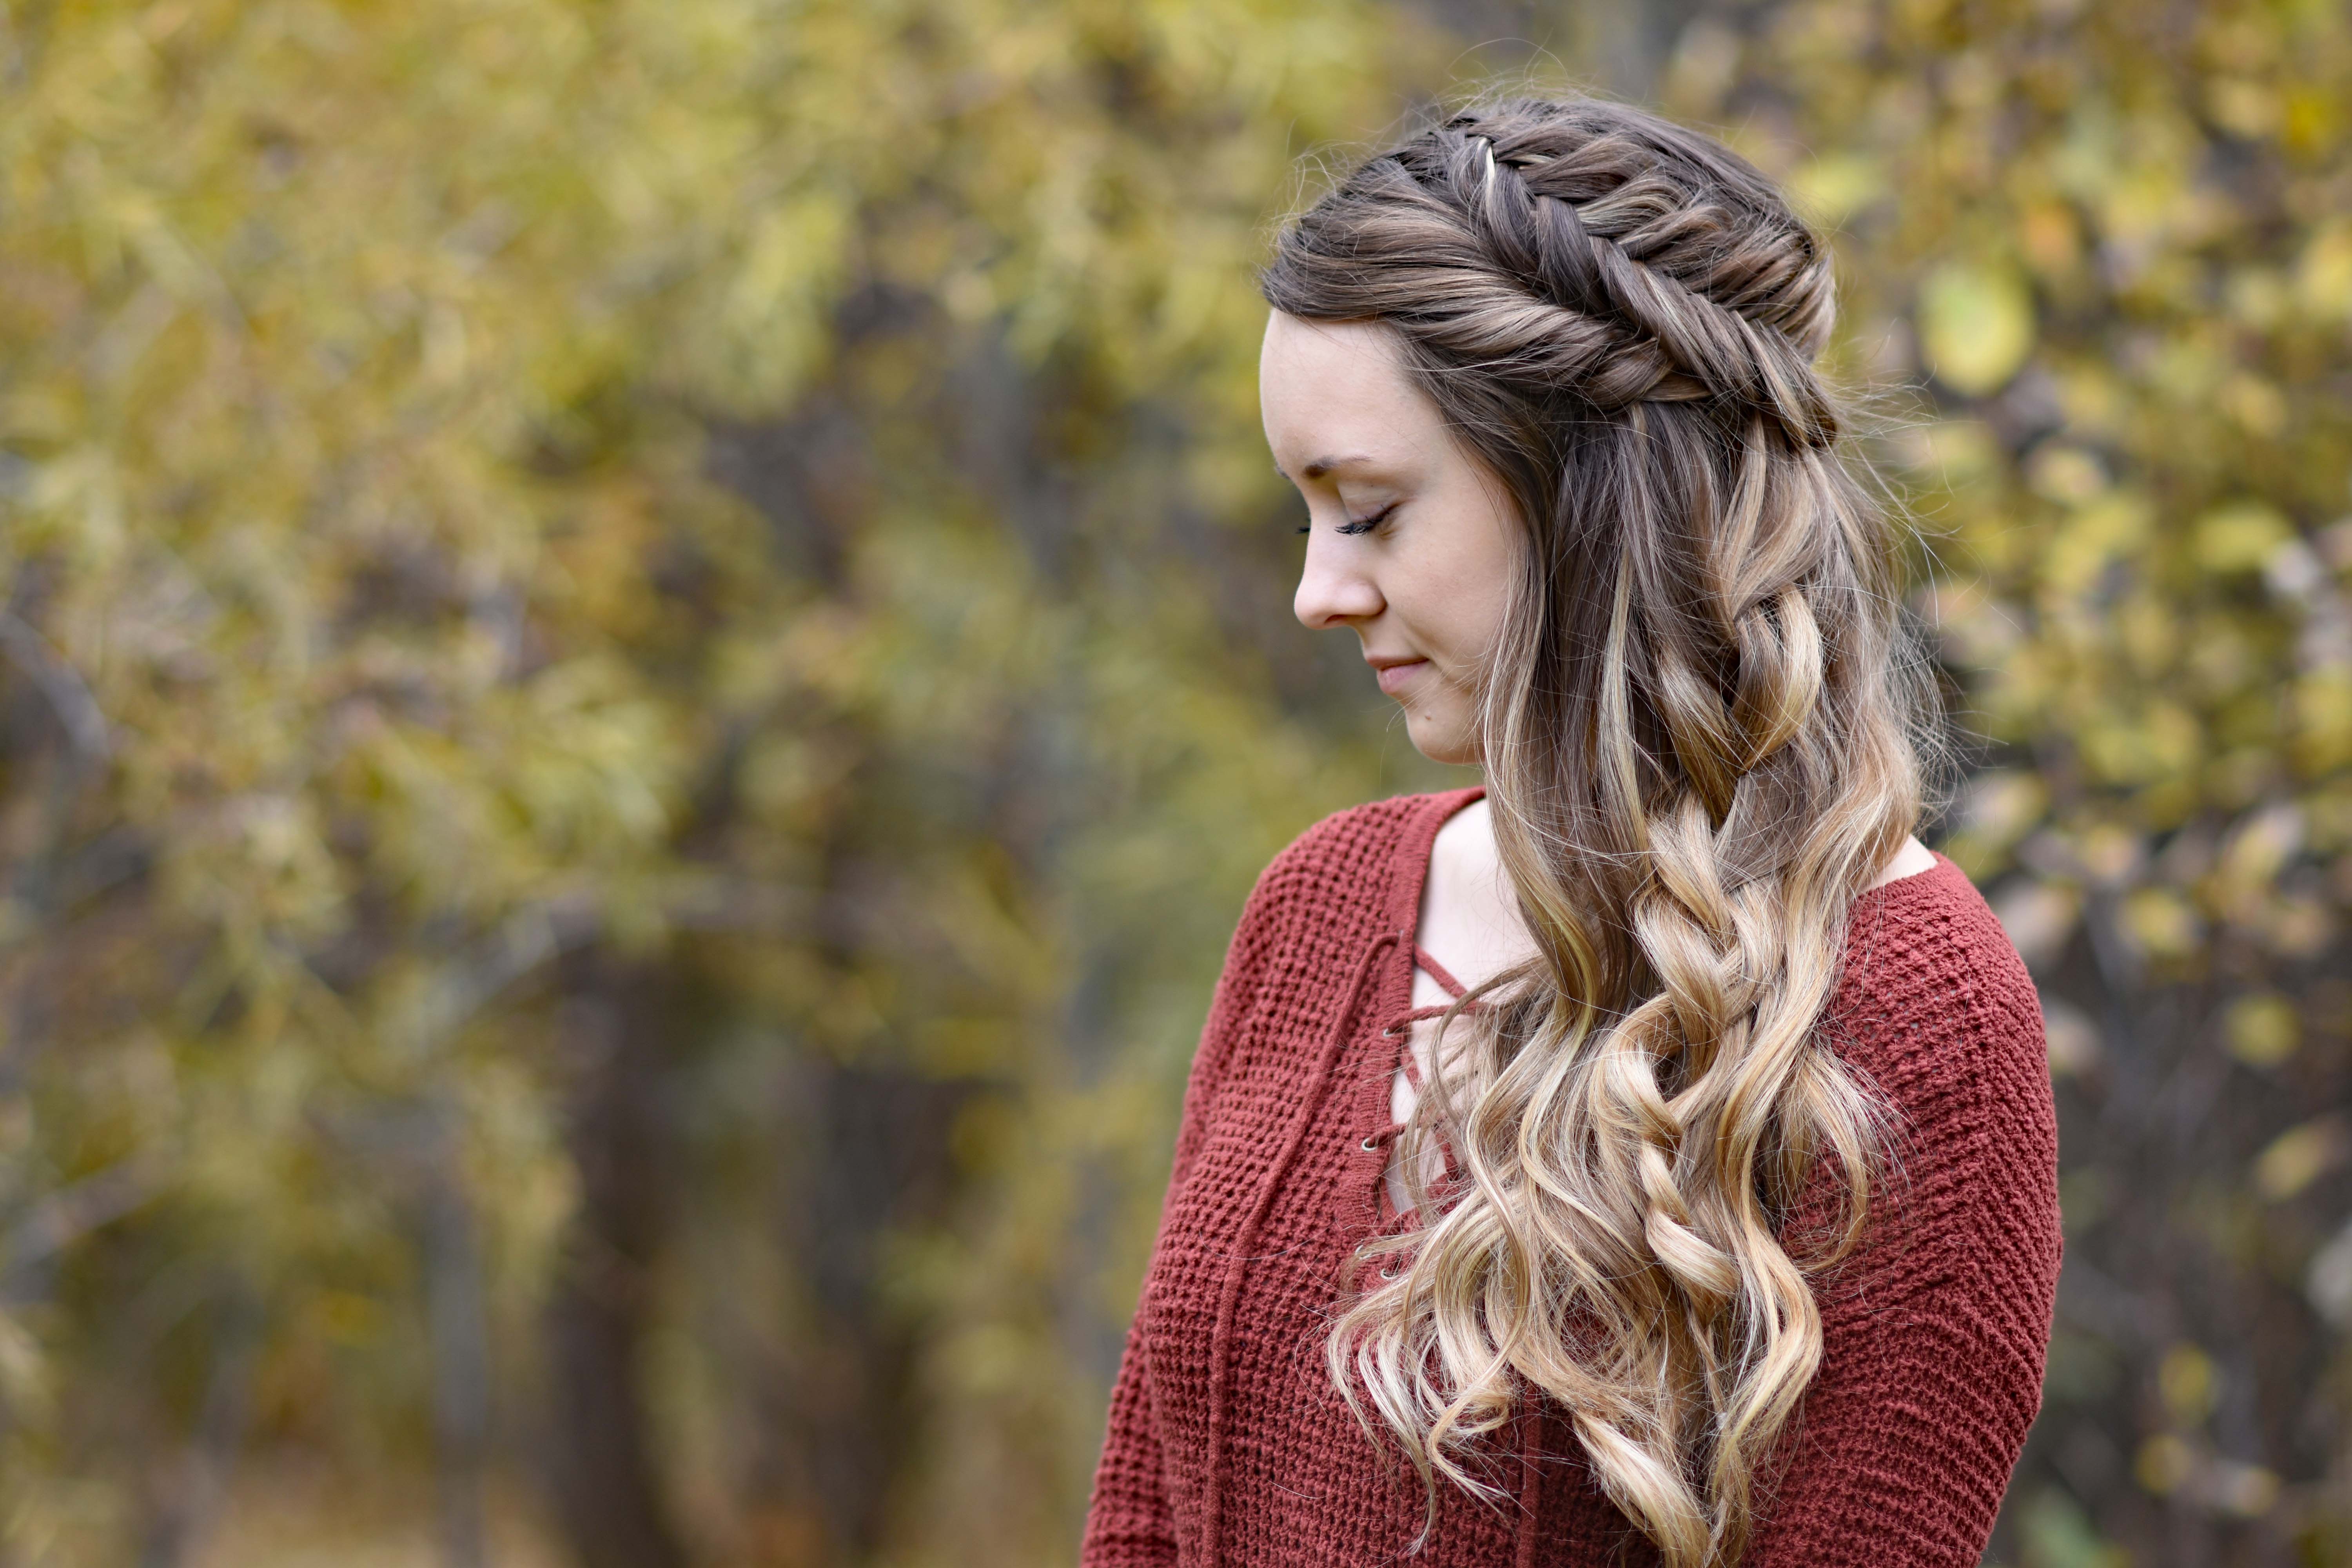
[1296,502,1399,537]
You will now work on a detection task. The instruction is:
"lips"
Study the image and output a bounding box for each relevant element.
[1371,659,1428,697]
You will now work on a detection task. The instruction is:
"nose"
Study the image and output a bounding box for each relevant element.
[1294,531,1383,631]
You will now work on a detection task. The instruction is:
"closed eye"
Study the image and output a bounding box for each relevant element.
[1296,502,1400,537]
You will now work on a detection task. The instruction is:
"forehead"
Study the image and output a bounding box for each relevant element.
[1259,313,1444,477]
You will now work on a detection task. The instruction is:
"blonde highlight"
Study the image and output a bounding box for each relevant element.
[1263,96,1932,1566]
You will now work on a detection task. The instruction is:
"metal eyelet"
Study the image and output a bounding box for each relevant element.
[1379,1267,1399,1281]
[1361,1134,1382,1152]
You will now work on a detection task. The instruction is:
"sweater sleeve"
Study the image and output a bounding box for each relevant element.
[1079,849,1289,1568]
[1746,889,2063,1568]
[1082,1318,1179,1568]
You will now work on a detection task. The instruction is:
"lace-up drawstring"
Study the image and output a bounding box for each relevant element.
[1200,930,1547,1564]
[1365,947,1481,1229]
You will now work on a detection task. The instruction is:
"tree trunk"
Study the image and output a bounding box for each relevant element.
[540,956,691,1568]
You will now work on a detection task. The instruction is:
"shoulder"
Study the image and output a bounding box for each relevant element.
[1829,853,2047,1109]
[1198,787,1476,1044]
[1825,853,2060,1269]
[1767,861,2060,1563]
[1236,787,1476,935]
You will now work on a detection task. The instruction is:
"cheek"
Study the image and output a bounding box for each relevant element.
[1461,509,1522,661]
[1409,537,1516,669]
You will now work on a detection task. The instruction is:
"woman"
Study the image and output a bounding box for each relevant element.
[1081,96,2060,1568]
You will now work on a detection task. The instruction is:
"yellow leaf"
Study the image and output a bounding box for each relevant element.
[2294,670,2352,772]
[2254,1115,2346,1201]
[2136,1433,2195,1494]
[2285,87,2343,157]
[2042,493,2152,595]
[2026,444,2108,504]
[1786,152,1884,227]
[2121,886,2201,960]
[2158,1342,2219,1425]
[2295,222,2352,321]
[1917,261,2036,396]
[2210,1460,2281,1519]
[2223,991,2298,1066]
[2206,78,2281,139]
[2192,501,2292,573]
[1941,769,2047,873]
[2216,802,2303,900]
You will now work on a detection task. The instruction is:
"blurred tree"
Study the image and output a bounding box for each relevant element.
[0,2,1446,1563]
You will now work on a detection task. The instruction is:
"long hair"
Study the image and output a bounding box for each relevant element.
[1261,97,1932,1566]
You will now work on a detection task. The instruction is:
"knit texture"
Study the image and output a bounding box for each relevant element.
[1080,788,2061,1568]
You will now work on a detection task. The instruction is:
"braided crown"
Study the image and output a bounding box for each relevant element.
[1279,101,1841,449]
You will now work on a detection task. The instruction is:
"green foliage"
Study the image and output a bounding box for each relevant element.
[1,0,2347,1564]
[0,1,1446,1559]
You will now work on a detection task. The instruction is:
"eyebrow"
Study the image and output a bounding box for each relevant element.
[1278,453,1379,481]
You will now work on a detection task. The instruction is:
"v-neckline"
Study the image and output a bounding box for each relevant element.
[1396,785,1515,1028]
[1362,787,1494,1225]
[1381,784,1489,1000]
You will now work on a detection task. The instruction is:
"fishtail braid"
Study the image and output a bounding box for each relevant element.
[1266,95,1931,1568]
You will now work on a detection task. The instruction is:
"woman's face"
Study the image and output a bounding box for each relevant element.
[1260,311,1520,768]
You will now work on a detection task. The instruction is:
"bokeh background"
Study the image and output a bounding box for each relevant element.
[2,0,2348,1564]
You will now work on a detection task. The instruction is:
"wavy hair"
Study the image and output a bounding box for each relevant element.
[1261,97,1932,1566]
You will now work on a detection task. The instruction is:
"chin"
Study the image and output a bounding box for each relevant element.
[1403,713,1480,768]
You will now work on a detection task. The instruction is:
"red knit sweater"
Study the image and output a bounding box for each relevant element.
[1081,788,2061,1568]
